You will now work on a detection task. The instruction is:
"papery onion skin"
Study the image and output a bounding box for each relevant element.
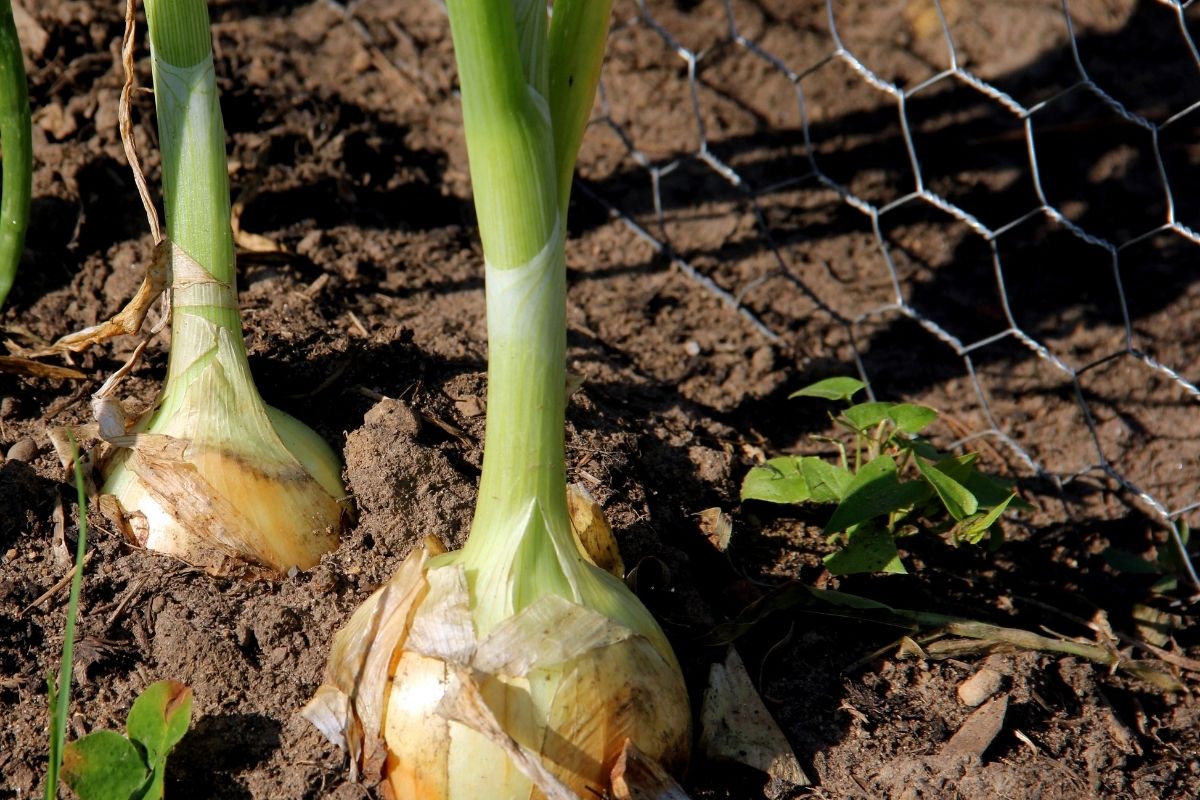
[381,609,690,800]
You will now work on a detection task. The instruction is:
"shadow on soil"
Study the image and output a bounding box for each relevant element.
[167,713,282,799]
[575,0,1200,399]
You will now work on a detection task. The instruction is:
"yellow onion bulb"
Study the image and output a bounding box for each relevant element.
[305,516,691,799]
[100,321,345,575]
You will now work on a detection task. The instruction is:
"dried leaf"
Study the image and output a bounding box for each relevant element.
[42,240,170,355]
[941,695,1008,759]
[301,545,432,778]
[407,565,476,665]
[700,647,810,793]
[0,355,86,380]
[567,482,624,578]
[231,198,286,254]
[303,685,358,757]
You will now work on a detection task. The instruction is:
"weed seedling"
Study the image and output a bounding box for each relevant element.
[742,377,1025,574]
[61,680,193,800]
[44,437,193,800]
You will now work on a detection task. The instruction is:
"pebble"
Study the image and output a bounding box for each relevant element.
[957,666,1004,707]
[6,438,38,463]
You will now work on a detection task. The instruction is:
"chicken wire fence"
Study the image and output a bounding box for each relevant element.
[378,0,1200,587]
[581,0,1200,590]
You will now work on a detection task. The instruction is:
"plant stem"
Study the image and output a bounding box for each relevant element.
[143,0,254,407]
[45,438,89,800]
[547,0,614,212]
[0,0,30,308]
[444,0,620,636]
[444,0,557,271]
[443,1,559,481]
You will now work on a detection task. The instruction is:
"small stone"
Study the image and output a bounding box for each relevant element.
[363,397,421,437]
[6,438,38,463]
[684,340,701,357]
[957,666,1003,707]
[296,229,323,257]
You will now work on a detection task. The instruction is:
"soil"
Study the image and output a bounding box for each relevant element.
[2,0,1199,798]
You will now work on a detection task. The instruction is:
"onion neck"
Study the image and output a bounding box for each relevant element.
[143,0,264,425]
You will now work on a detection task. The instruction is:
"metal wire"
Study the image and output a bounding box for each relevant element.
[578,0,1200,589]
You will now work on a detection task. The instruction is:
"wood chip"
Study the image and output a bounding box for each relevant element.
[941,695,1008,759]
[957,667,1003,707]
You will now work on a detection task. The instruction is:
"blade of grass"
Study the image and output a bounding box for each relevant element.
[45,433,89,800]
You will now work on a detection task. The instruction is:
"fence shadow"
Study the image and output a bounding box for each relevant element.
[575,0,1200,404]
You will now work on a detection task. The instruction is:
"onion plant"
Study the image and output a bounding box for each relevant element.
[101,0,345,574]
[306,1,691,796]
[0,0,31,308]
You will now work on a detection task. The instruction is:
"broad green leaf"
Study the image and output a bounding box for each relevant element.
[127,680,192,800]
[933,452,978,483]
[824,526,906,575]
[917,459,978,521]
[888,403,938,434]
[740,457,809,505]
[906,439,942,459]
[1102,548,1162,575]
[842,402,892,430]
[799,457,852,503]
[62,731,148,800]
[961,469,1030,509]
[127,681,192,766]
[825,455,927,534]
[789,376,866,402]
[955,494,1015,544]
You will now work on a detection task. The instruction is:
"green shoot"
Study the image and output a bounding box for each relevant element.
[742,377,1026,574]
[0,0,31,308]
[61,680,193,800]
[45,433,90,800]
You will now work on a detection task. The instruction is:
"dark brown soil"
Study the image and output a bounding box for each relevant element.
[2,1,1199,798]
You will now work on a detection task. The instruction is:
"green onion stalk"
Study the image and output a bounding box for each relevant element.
[0,0,31,308]
[101,0,344,574]
[305,1,690,797]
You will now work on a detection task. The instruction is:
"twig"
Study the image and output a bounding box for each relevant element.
[19,550,95,617]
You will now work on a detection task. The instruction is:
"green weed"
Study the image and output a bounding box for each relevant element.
[742,377,1027,575]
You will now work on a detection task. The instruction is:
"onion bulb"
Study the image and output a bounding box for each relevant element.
[305,500,690,799]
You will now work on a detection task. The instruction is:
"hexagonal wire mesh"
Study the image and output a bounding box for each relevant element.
[341,0,1200,590]
[588,0,1200,589]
